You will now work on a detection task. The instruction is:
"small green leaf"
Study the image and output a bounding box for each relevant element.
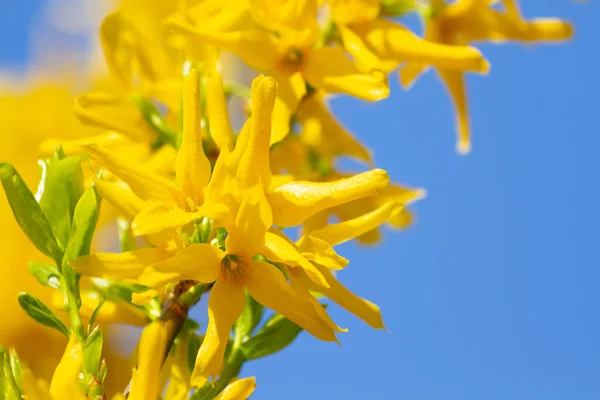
[28,261,61,289]
[8,348,22,392]
[0,346,21,400]
[62,186,101,269]
[240,313,303,361]
[97,359,107,384]
[87,294,105,332]
[17,292,70,338]
[186,334,202,373]
[37,156,84,249]
[117,218,137,252]
[83,327,103,376]
[0,163,62,263]
[130,95,177,148]
[234,289,264,341]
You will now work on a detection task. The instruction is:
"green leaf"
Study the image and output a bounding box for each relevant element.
[83,327,103,376]
[8,348,22,392]
[0,346,20,400]
[117,218,137,252]
[62,186,101,269]
[240,313,303,361]
[186,334,202,373]
[0,163,62,263]
[234,289,264,341]
[28,261,61,290]
[87,294,105,332]
[130,95,177,148]
[17,292,70,338]
[37,156,84,249]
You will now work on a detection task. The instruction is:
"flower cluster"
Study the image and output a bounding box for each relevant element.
[0,0,572,399]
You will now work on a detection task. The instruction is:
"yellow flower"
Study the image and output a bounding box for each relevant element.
[167,0,390,144]
[129,320,168,400]
[213,377,257,400]
[400,0,573,153]
[331,0,490,76]
[48,334,86,400]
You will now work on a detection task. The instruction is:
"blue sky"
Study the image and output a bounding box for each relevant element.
[2,1,599,399]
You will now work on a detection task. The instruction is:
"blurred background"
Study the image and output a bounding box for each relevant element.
[1,1,599,399]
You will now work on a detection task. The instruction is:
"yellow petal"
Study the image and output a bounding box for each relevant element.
[131,289,159,306]
[338,24,397,73]
[132,203,198,236]
[310,201,404,246]
[74,291,148,326]
[288,268,347,333]
[129,321,168,400]
[213,377,257,400]
[297,91,371,163]
[20,365,46,400]
[82,143,184,206]
[100,12,132,89]
[70,248,168,279]
[93,178,146,219]
[306,265,385,329]
[262,231,330,287]
[268,169,389,227]
[303,47,389,101]
[167,19,278,71]
[251,0,319,36]
[206,72,234,150]
[191,278,245,387]
[139,244,224,288]
[350,19,490,74]
[49,334,85,400]
[163,336,192,400]
[270,71,306,145]
[237,75,276,192]
[522,18,573,42]
[437,69,471,154]
[226,184,272,257]
[399,62,428,89]
[39,131,132,156]
[177,68,212,203]
[244,259,338,343]
[295,235,349,270]
[329,0,380,26]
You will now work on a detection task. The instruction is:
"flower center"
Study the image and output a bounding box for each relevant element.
[221,254,247,281]
[278,48,304,74]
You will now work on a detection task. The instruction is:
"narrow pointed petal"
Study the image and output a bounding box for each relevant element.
[82,143,184,206]
[191,279,245,388]
[268,169,389,227]
[49,334,85,400]
[93,178,146,219]
[129,321,168,400]
[289,269,347,333]
[270,72,306,145]
[262,231,330,287]
[350,20,490,74]
[303,47,390,101]
[305,266,385,329]
[139,244,224,288]
[237,75,276,191]
[227,184,272,257]
[213,377,257,400]
[296,235,349,270]
[310,201,404,246]
[251,0,319,35]
[522,18,573,42]
[132,203,198,236]
[244,259,338,343]
[131,289,159,306]
[177,68,212,203]
[338,25,398,73]
[166,19,278,71]
[39,132,132,155]
[399,62,428,89]
[70,248,168,279]
[437,69,471,154]
[329,0,380,25]
[206,72,233,150]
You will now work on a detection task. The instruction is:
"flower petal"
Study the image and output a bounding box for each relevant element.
[190,278,245,388]
[70,248,168,279]
[213,377,257,400]
[237,75,276,191]
[262,231,330,287]
[305,265,385,329]
[82,143,184,206]
[93,178,146,219]
[206,72,234,150]
[329,0,380,25]
[139,244,224,288]
[303,46,389,101]
[177,68,212,203]
[132,203,198,236]
[226,184,272,257]
[129,321,168,400]
[437,69,471,154]
[310,201,404,246]
[268,169,389,227]
[296,235,349,270]
[270,71,306,145]
[244,259,338,343]
[49,334,85,400]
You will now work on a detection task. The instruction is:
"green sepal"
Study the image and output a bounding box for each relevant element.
[83,327,103,377]
[240,313,302,361]
[234,289,264,342]
[28,261,61,290]
[17,292,70,338]
[0,163,62,264]
[36,155,84,249]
